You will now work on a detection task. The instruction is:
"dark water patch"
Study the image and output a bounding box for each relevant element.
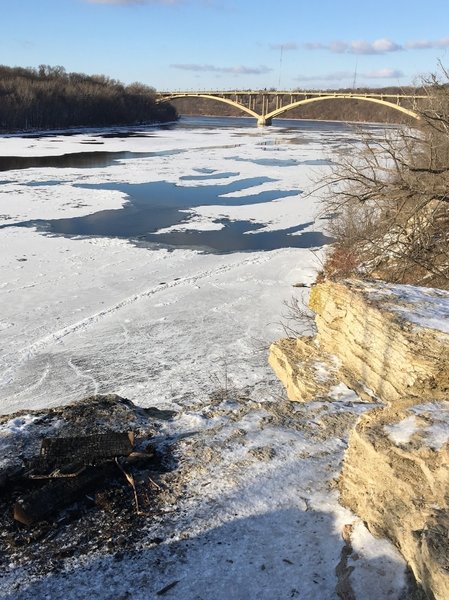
[99,131,156,138]
[8,125,165,139]
[15,131,85,138]
[180,171,239,181]
[0,149,183,172]
[226,154,332,168]
[73,177,297,211]
[80,141,105,145]
[2,177,293,239]
[19,206,187,239]
[24,180,63,187]
[135,220,333,253]
[331,137,362,145]
[6,215,332,253]
[271,118,368,135]
[227,156,299,167]
[300,158,333,166]
[179,116,257,130]
[0,177,327,253]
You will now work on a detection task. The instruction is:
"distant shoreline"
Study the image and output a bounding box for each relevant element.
[0,120,179,138]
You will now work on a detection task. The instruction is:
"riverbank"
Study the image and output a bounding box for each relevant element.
[270,278,449,599]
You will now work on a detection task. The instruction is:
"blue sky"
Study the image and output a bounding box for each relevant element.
[2,0,449,90]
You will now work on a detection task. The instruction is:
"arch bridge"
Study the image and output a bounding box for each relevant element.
[157,90,427,126]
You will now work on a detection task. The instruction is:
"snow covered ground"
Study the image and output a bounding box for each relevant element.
[0,118,411,599]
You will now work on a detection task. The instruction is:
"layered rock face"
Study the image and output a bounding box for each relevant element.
[340,401,449,600]
[309,280,449,404]
[269,279,449,599]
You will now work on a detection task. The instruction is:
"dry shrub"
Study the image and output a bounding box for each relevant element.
[321,65,449,289]
[323,246,362,279]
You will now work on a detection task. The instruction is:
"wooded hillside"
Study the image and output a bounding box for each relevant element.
[0,65,177,132]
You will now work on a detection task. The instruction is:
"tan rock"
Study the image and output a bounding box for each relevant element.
[310,279,449,403]
[269,278,449,598]
[340,400,449,598]
[268,336,341,402]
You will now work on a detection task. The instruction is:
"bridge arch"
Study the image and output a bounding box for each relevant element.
[264,95,420,124]
[160,94,259,120]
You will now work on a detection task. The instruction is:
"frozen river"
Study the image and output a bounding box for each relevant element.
[0,116,360,414]
[0,117,411,600]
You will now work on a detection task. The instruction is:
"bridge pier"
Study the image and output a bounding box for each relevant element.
[257,116,272,127]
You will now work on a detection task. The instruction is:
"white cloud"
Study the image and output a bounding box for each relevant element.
[304,38,403,54]
[295,68,403,82]
[349,40,376,54]
[405,40,434,49]
[406,37,449,49]
[306,36,449,54]
[296,71,353,82]
[303,42,326,50]
[171,64,273,75]
[365,68,403,78]
[371,38,402,52]
[329,41,348,53]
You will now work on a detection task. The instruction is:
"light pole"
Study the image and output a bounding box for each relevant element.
[278,44,284,90]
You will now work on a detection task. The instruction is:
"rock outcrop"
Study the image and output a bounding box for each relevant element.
[268,336,342,402]
[270,279,449,404]
[340,400,449,600]
[309,280,449,404]
[269,279,449,599]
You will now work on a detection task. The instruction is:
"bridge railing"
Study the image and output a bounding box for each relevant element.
[158,90,427,99]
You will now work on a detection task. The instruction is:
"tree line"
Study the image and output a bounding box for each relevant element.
[0,65,177,132]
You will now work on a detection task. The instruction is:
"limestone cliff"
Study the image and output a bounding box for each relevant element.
[340,400,449,600]
[270,279,449,404]
[269,279,449,599]
[309,280,449,403]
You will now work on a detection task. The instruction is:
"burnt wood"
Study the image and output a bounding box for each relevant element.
[13,464,117,525]
[30,432,135,475]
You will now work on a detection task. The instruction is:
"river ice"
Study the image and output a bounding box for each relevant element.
[0,119,411,599]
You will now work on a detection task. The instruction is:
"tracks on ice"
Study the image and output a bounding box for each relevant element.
[68,358,100,396]
[14,252,275,361]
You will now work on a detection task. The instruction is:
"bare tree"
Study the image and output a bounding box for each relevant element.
[321,66,449,288]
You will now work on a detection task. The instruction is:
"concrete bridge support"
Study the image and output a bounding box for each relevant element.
[257,116,272,127]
